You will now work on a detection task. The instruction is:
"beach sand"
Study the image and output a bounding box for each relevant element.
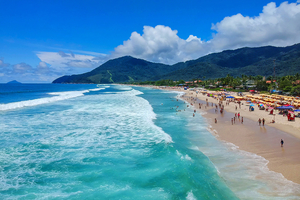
[180,89,300,184]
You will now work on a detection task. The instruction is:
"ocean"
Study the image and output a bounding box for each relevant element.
[0,84,299,200]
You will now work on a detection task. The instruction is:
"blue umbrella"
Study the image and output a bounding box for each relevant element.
[226,96,235,98]
[246,101,251,103]
[294,109,300,112]
[250,104,255,106]
[277,106,294,109]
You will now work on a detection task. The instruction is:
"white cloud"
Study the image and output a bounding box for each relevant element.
[112,25,205,64]
[210,2,300,51]
[36,51,107,75]
[13,63,33,74]
[0,59,10,68]
[111,2,300,64]
[37,61,47,68]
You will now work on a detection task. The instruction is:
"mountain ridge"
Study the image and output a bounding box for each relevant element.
[52,43,300,83]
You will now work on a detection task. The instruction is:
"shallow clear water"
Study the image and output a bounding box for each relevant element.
[0,84,299,199]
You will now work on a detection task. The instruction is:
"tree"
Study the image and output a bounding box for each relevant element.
[283,86,293,92]
[177,79,186,84]
[256,80,268,91]
[279,79,292,90]
[291,85,300,95]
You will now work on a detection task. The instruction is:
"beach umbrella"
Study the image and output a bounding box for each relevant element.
[250,104,255,106]
[268,107,274,110]
[294,109,300,112]
[277,106,294,109]
[226,96,235,98]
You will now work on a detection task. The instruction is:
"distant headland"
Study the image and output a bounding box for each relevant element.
[6,80,22,84]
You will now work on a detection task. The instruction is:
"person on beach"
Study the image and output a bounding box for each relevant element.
[215,118,217,123]
[281,139,284,147]
[233,117,235,123]
[193,113,195,117]
[258,118,261,126]
[262,118,265,126]
[241,117,243,124]
[231,118,233,125]
[238,112,240,119]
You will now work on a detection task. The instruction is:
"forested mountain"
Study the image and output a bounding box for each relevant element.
[53,43,300,83]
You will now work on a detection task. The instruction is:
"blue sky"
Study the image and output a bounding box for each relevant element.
[1,0,300,83]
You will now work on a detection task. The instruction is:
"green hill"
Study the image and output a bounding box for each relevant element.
[53,56,183,84]
[52,43,300,83]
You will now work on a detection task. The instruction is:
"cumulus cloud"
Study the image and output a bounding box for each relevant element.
[112,25,205,64]
[13,63,33,74]
[112,2,300,64]
[37,52,100,69]
[210,2,300,51]
[0,59,10,68]
[0,58,60,83]
[36,51,109,77]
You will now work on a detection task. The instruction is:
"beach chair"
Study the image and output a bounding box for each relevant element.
[269,110,273,115]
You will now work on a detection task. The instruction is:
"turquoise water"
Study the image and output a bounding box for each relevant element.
[0,84,299,199]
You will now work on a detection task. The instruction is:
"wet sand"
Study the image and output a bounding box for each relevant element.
[182,92,300,184]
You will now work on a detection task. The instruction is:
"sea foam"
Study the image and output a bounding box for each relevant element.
[0,90,90,111]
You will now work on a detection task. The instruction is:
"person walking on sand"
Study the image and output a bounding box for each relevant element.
[281,139,284,147]
[258,118,261,126]
[241,117,243,124]
[215,118,217,123]
[262,118,265,126]
[231,118,233,125]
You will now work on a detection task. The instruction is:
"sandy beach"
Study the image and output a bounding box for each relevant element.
[148,86,300,185]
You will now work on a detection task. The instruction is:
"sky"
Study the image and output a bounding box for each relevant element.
[1,0,300,83]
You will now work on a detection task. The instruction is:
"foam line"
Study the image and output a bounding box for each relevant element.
[0,90,90,111]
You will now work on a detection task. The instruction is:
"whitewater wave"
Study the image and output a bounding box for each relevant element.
[0,90,90,111]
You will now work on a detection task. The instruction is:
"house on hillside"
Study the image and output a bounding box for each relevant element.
[245,80,256,89]
[266,80,276,84]
[292,80,300,85]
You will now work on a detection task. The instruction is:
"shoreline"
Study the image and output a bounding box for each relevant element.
[181,88,300,185]
[135,85,300,185]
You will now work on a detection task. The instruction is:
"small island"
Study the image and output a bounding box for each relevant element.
[6,80,22,84]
